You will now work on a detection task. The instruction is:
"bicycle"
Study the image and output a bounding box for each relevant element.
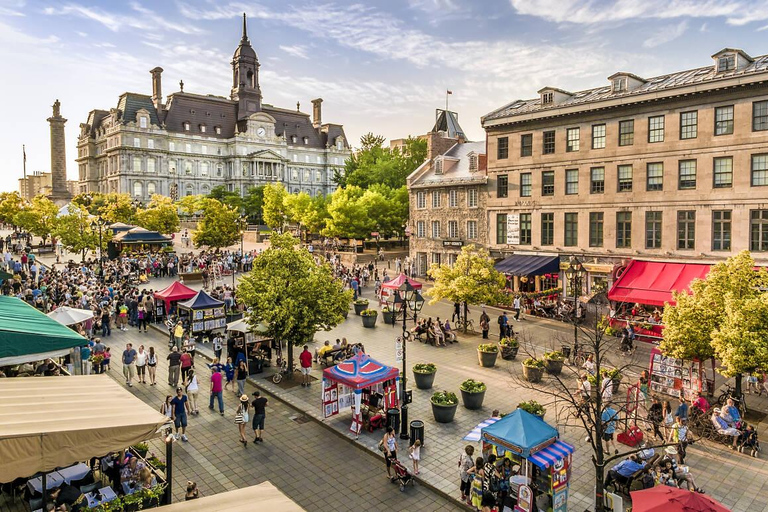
[568,341,592,367]
[716,384,748,417]
[457,318,475,334]
[272,360,301,384]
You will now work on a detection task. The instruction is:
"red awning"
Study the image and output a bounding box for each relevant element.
[607,260,710,307]
[153,281,198,312]
[380,274,423,291]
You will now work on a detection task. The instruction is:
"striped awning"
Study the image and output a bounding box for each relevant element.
[528,440,575,469]
[463,417,500,442]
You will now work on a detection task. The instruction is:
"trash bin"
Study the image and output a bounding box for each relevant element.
[248,358,263,375]
[409,420,424,447]
[561,345,572,359]
[387,408,400,433]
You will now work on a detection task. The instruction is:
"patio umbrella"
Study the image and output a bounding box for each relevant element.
[47,306,94,327]
[226,318,269,334]
[463,417,500,442]
[0,270,13,281]
[630,486,731,512]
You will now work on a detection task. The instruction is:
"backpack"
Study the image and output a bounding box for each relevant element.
[497,315,503,325]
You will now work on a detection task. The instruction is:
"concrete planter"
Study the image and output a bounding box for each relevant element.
[361,314,377,328]
[499,345,519,360]
[413,370,436,390]
[522,364,544,383]
[544,358,564,376]
[477,349,498,368]
[460,389,486,410]
[431,402,458,423]
[353,302,369,315]
[383,310,395,325]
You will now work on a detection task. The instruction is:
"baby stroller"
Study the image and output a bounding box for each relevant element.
[389,458,415,491]
[738,426,761,458]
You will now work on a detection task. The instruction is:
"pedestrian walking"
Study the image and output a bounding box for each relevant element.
[186,369,200,415]
[224,357,235,391]
[381,426,398,478]
[121,343,137,387]
[137,304,148,333]
[212,333,223,361]
[299,345,313,387]
[251,391,268,443]
[662,400,674,440]
[235,395,250,447]
[173,321,184,350]
[452,302,461,323]
[408,439,421,475]
[513,296,521,322]
[458,445,475,503]
[209,366,225,415]
[497,312,508,340]
[170,386,190,442]
[160,395,173,419]
[180,348,193,386]
[648,396,663,441]
[235,360,248,396]
[167,346,181,387]
[147,347,157,385]
[80,343,92,375]
[601,404,619,455]
[135,345,147,384]
[479,309,490,339]
[669,416,689,464]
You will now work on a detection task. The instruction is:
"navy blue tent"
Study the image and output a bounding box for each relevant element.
[178,290,224,310]
[494,254,559,276]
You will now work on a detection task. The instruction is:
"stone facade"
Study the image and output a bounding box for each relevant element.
[482,47,768,295]
[76,15,349,202]
[407,111,488,276]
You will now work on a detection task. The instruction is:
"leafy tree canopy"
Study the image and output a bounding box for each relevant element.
[73,192,137,224]
[190,198,242,250]
[262,183,289,229]
[134,195,180,234]
[207,185,243,212]
[338,133,426,190]
[52,205,100,258]
[13,196,58,240]
[426,244,510,308]
[0,191,24,225]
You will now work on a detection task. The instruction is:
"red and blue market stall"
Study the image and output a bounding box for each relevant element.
[322,353,400,436]
[480,409,574,512]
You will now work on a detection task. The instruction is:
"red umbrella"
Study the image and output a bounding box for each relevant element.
[630,487,731,512]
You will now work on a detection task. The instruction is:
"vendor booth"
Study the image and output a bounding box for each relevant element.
[226,319,273,374]
[109,227,172,258]
[380,273,422,304]
[177,290,226,336]
[154,281,198,318]
[648,347,709,399]
[480,409,574,512]
[322,353,399,436]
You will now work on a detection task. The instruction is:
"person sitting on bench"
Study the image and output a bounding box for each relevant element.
[314,340,333,363]
[604,455,644,491]
[711,409,740,448]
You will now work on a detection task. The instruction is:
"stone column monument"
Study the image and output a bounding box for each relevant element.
[47,99,72,206]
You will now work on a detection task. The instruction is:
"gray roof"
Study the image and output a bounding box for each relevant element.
[264,106,347,149]
[164,92,237,138]
[432,110,465,139]
[410,141,486,188]
[116,93,161,127]
[483,52,768,123]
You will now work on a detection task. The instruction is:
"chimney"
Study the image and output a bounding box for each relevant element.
[426,130,457,161]
[150,67,164,111]
[311,98,323,127]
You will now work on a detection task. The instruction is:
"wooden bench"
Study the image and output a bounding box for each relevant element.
[320,348,346,367]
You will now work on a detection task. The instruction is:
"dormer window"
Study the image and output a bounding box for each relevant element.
[139,117,148,129]
[435,158,443,175]
[183,121,190,131]
[199,124,206,133]
[542,92,554,105]
[291,135,297,143]
[336,139,344,151]
[613,78,626,92]
[303,137,309,145]
[215,126,221,135]
[718,54,735,72]
[468,153,478,172]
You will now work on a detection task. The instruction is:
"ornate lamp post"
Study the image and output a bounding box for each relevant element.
[564,255,586,348]
[89,216,107,282]
[388,280,424,439]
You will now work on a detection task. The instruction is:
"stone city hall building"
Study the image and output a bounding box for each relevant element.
[481,47,768,296]
[76,15,350,202]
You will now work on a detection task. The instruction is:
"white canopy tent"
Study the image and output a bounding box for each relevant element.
[157,482,304,511]
[46,306,94,326]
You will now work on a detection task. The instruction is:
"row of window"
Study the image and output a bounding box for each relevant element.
[495,210,768,251]
[496,154,768,198]
[415,188,479,209]
[496,101,768,159]
[414,220,478,240]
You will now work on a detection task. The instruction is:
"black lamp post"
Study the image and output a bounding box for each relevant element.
[564,255,586,349]
[233,214,246,291]
[388,280,424,439]
[90,216,107,282]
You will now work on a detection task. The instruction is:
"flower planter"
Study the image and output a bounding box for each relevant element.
[413,370,436,390]
[477,350,498,368]
[460,389,486,410]
[612,378,621,394]
[522,364,544,383]
[383,310,394,325]
[544,358,564,376]
[431,402,458,423]
[353,302,368,315]
[361,315,377,328]
[499,345,519,360]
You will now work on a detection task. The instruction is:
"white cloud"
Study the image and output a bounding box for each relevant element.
[0,0,25,17]
[408,0,461,11]
[642,20,688,48]
[508,0,768,25]
[43,2,205,34]
[279,44,309,59]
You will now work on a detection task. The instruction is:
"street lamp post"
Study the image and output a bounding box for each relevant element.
[233,214,246,290]
[90,216,107,282]
[564,255,586,350]
[388,280,424,440]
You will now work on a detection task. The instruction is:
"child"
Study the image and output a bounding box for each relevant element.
[224,357,235,391]
[408,439,421,475]
[103,347,111,371]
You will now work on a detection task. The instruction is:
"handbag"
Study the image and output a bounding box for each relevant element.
[378,440,386,452]
[242,410,250,423]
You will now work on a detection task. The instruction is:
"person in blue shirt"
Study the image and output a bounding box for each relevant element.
[604,455,644,491]
[350,278,359,300]
[601,405,619,455]
[674,398,689,422]
[721,398,741,426]
[80,344,92,375]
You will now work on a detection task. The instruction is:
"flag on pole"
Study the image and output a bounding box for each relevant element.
[446,90,453,95]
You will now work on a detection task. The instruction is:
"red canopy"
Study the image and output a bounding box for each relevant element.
[630,486,730,512]
[153,281,197,313]
[380,274,423,291]
[607,260,710,308]
[323,353,399,390]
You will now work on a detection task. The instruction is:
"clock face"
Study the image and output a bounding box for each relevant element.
[257,127,266,137]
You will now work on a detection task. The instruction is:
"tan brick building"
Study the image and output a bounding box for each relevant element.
[481,48,768,296]
[407,110,488,276]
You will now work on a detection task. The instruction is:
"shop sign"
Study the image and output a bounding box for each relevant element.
[442,240,463,247]
[515,485,532,512]
[506,213,520,245]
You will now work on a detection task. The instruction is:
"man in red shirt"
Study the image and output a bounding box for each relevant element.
[299,345,313,387]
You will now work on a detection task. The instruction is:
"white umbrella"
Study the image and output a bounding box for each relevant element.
[226,319,269,334]
[47,306,94,326]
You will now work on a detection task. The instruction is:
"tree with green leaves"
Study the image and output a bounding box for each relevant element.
[190,198,242,250]
[284,191,312,240]
[52,205,100,261]
[262,183,289,230]
[426,245,510,331]
[237,232,352,378]
[0,191,24,226]
[712,293,768,383]
[207,185,243,212]
[242,185,265,224]
[72,192,137,223]
[134,195,180,234]
[323,186,371,240]
[13,196,59,243]
[337,133,427,190]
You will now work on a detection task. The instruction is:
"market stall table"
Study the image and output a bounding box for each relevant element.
[86,486,118,508]
[27,471,64,494]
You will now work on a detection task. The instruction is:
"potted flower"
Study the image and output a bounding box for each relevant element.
[521,357,545,383]
[543,350,565,376]
[477,343,499,368]
[517,399,546,419]
[382,305,395,325]
[353,298,369,315]
[602,367,623,393]
[413,363,437,390]
[360,309,378,328]
[498,337,519,360]
[460,378,487,410]
[131,442,149,458]
[146,453,166,472]
[430,390,459,423]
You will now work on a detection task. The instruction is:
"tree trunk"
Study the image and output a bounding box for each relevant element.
[286,343,295,381]
[735,373,743,398]
[594,462,606,512]
[462,301,468,334]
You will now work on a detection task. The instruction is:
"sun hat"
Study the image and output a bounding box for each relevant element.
[240,394,249,402]
[664,446,678,455]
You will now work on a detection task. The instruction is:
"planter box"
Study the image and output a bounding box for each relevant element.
[460,389,486,410]
[522,364,544,383]
[431,402,458,423]
[499,345,519,360]
[477,350,498,368]
[361,315,377,328]
[353,303,369,315]
[544,358,564,376]
[383,310,394,325]
[413,371,436,390]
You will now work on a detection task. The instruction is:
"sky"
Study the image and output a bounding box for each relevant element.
[1,0,768,192]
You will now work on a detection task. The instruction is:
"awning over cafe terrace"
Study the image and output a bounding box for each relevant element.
[494,254,560,276]
[607,260,711,308]
[0,375,171,482]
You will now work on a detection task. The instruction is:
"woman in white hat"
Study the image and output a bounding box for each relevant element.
[235,395,250,446]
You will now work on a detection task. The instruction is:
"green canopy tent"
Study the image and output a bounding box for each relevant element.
[0,296,87,366]
[0,270,13,281]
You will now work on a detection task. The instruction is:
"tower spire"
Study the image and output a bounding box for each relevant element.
[241,12,248,43]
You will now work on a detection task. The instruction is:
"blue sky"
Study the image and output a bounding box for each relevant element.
[1,0,767,192]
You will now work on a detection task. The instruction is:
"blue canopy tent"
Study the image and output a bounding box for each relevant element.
[177,290,226,334]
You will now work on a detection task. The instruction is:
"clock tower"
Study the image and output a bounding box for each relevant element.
[231,13,262,122]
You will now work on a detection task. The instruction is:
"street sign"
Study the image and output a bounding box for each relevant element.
[395,337,403,362]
